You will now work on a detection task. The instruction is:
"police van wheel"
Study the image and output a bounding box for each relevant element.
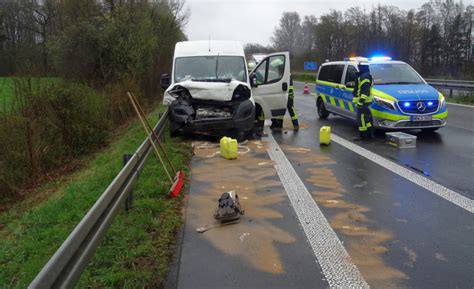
[317,98,329,119]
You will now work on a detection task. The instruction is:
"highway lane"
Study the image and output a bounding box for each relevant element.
[168,84,473,288]
[294,81,474,197]
[271,105,473,288]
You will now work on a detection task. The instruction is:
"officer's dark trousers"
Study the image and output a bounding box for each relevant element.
[271,96,299,128]
[356,104,374,138]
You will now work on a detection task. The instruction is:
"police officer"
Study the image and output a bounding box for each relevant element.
[353,60,374,140]
[271,76,299,131]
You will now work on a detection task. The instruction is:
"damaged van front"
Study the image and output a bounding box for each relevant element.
[161,41,255,137]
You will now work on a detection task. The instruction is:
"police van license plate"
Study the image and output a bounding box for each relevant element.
[411,115,432,121]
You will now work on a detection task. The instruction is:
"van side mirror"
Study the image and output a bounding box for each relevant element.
[345,81,355,88]
[160,73,171,90]
[250,73,258,88]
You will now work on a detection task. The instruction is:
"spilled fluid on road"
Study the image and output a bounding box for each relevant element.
[283,144,409,288]
[189,140,296,274]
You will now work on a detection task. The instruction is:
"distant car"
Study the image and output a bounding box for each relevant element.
[315,57,448,132]
[161,41,290,137]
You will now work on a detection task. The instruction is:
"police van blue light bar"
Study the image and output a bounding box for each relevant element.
[370,56,392,61]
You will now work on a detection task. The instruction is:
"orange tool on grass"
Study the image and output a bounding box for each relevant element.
[127,92,185,198]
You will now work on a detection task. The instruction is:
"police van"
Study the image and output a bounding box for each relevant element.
[315,57,448,132]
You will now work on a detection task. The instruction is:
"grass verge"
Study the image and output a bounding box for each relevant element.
[292,72,316,84]
[0,109,192,288]
[0,77,14,111]
[446,95,474,105]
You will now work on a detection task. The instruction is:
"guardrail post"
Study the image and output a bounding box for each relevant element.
[123,154,133,211]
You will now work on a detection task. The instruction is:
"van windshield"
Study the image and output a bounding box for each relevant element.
[370,63,424,85]
[174,56,247,83]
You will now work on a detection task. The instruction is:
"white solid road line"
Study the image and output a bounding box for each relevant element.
[265,133,369,289]
[331,133,474,214]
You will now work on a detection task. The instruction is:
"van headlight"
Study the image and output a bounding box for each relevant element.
[373,95,396,110]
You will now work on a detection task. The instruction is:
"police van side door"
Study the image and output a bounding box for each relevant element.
[249,52,290,119]
[316,64,345,113]
[341,64,358,119]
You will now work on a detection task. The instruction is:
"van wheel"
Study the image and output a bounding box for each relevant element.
[317,98,329,119]
[421,127,440,133]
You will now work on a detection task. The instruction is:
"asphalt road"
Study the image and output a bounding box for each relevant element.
[167,83,474,289]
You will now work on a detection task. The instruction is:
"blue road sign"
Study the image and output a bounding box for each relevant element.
[304,61,317,71]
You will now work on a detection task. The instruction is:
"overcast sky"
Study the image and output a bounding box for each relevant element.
[184,0,436,46]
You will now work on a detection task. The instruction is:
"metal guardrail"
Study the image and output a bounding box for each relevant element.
[29,109,169,289]
[425,79,474,96]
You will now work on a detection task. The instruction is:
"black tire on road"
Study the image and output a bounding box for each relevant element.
[317,98,329,119]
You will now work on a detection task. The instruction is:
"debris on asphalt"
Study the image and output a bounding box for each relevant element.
[214,191,244,222]
[196,219,240,233]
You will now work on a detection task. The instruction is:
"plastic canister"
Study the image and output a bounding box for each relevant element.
[220,137,238,159]
[320,126,331,145]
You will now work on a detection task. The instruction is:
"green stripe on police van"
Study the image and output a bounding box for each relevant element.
[329,96,336,106]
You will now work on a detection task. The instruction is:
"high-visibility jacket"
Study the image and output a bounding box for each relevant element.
[353,72,373,105]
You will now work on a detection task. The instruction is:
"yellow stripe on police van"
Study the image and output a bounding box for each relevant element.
[347,102,354,112]
[320,94,328,103]
[329,96,336,106]
[338,99,345,109]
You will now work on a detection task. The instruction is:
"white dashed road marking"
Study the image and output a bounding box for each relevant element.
[265,133,369,288]
[331,133,474,214]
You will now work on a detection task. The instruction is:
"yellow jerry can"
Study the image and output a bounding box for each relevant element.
[320,126,331,145]
[220,136,238,159]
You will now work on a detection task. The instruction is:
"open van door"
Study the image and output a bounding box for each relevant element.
[249,52,290,119]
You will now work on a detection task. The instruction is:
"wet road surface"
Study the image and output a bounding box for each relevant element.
[167,83,474,289]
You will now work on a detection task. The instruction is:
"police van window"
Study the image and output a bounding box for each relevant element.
[329,65,344,83]
[318,65,331,82]
[345,66,358,83]
[267,55,285,84]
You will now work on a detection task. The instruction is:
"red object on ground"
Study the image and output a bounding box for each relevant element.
[169,171,185,198]
[303,82,310,94]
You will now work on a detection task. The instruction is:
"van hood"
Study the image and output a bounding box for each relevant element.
[373,84,439,101]
[164,80,250,105]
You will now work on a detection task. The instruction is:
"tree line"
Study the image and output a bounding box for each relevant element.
[247,0,473,78]
[0,0,188,198]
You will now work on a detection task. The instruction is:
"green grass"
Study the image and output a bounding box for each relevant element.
[0,77,61,113]
[0,77,14,111]
[292,72,316,84]
[446,95,474,105]
[0,110,192,288]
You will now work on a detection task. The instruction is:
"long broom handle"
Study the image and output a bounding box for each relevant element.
[129,92,176,174]
[128,93,173,183]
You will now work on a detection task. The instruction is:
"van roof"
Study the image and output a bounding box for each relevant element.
[174,40,245,58]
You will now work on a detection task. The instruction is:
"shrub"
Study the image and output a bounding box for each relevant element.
[0,79,110,197]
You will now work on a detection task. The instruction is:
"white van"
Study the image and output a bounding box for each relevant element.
[161,40,290,138]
